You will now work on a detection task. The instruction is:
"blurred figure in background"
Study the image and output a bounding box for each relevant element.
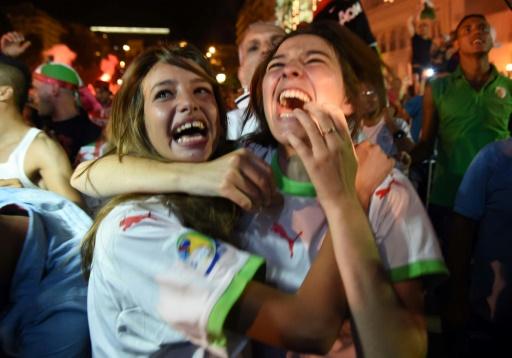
[227,21,285,140]
[412,14,512,236]
[359,80,415,173]
[446,137,512,357]
[0,62,83,206]
[0,188,90,357]
[32,62,101,164]
[92,80,112,125]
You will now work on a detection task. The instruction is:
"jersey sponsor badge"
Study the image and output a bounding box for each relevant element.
[176,231,225,275]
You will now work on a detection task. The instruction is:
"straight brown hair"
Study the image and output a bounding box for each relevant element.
[81,44,239,278]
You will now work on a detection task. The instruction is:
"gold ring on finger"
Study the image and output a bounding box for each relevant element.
[321,126,337,136]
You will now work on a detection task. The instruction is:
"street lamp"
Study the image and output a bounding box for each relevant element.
[506,63,512,78]
[216,73,226,84]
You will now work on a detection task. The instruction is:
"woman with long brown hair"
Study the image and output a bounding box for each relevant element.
[83,43,362,357]
[240,21,448,357]
[78,22,445,357]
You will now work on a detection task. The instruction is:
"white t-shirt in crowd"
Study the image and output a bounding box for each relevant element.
[227,91,260,140]
[361,117,412,157]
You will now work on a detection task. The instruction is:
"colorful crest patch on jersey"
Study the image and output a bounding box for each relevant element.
[176,231,224,275]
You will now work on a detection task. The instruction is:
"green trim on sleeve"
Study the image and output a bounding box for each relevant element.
[206,255,265,348]
[388,259,449,282]
[271,151,317,197]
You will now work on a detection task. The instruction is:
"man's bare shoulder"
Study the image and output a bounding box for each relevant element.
[30,131,64,153]
[26,130,69,168]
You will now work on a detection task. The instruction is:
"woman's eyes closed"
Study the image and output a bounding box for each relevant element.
[306,57,325,64]
[267,61,284,71]
[266,57,325,72]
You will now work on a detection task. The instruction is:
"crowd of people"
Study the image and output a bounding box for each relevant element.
[1,1,511,357]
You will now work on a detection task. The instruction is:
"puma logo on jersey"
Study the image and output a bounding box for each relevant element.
[119,212,154,231]
[271,223,302,258]
[375,179,401,199]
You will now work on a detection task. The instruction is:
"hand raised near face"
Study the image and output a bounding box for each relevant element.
[285,102,358,208]
[0,31,31,58]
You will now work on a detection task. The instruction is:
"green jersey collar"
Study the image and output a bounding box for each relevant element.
[271,151,316,197]
[453,64,499,88]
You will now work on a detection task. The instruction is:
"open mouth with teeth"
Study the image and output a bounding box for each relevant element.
[279,89,312,114]
[472,37,488,47]
[172,120,208,144]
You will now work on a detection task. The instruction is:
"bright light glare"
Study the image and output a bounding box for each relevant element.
[90,26,170,34]
[117,79,123,85]
[120,61,126,68]
[122,44,130,52]
[216,73,226,84]
[100,73,111,82]
[208,46,216,54]
[206,52,212,58]
[506,63,512,72]
[424,68,435,78]
[179,41,188,48]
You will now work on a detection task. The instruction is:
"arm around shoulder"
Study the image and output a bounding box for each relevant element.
[71,148,279,212]
[71,155,185,197]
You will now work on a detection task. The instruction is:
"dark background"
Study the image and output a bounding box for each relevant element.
[2,0,245,48]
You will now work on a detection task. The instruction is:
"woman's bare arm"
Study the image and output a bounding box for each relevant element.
[71,148,280,211]
[228,232,346,354]
[287,103,427,358]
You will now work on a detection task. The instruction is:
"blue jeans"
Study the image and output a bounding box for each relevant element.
[0,188,92,357]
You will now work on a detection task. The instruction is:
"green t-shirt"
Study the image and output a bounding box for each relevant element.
[430,65,512,207]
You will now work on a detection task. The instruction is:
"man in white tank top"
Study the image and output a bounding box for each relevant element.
[0,62,83,206]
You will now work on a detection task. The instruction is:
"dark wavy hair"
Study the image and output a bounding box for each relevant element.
[81,44,239,278]
[243,20,386,147]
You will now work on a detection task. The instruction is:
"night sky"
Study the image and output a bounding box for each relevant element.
[4,0,245,47]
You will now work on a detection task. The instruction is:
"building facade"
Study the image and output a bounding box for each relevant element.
[363,0,512,77]
[237,0,512,79]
